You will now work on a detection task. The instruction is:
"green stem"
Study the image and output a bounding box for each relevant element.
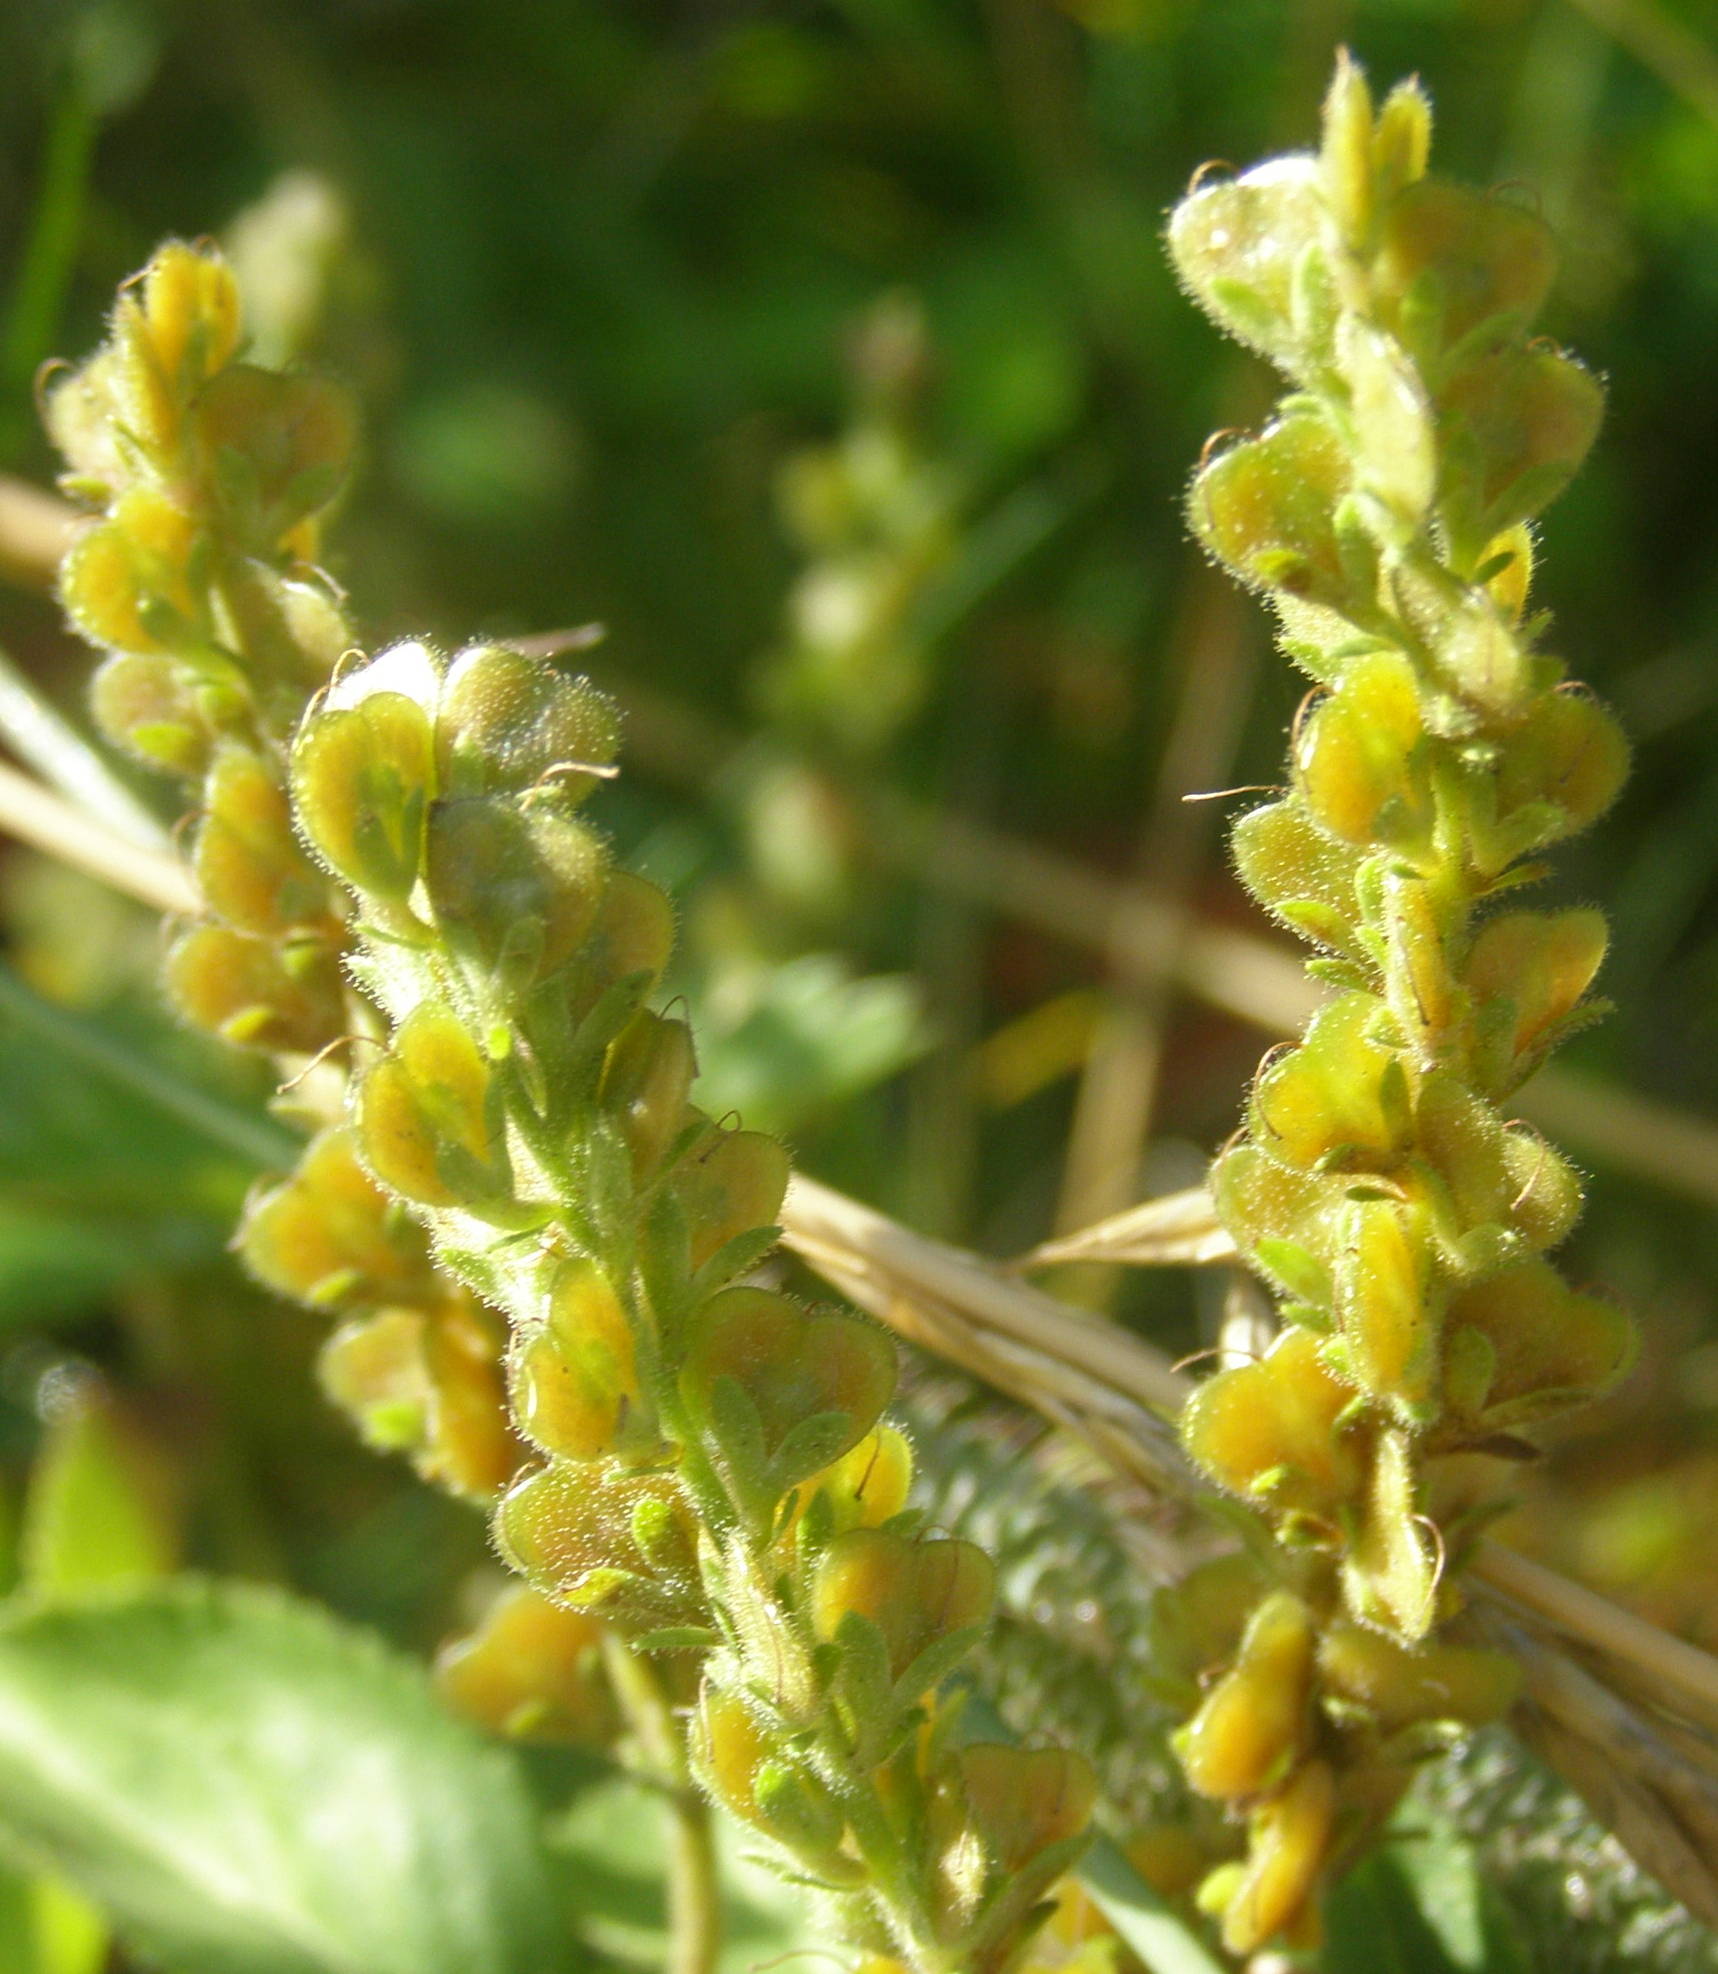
[600,1634,722,1974]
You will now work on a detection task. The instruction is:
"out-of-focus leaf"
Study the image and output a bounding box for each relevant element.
[548,1767,812,1973]
[1324,1819,1532,1974]
[0,1204,217,1329]
[688,953,925,1134]
[1077,1835,1226,1974]
[18,1387,180,1592]
[0,1863,107,1974]
[0,1580,579,1974]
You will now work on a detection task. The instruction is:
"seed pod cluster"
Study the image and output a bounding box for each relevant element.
[281,637,1092,1970]
[1160,57,1636,1954]
[48,244,518,1504]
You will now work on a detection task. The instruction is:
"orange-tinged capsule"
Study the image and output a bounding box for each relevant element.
[812,1528,994,1682]
[165,920,344,1056]
[953,1745,1096,1871]
[1176,1591,1314,1802]
[1181,1327,1363,1516]
[513,1262,641,1462]
[435,1584,616,1748]
[1219,1758,1336,1955]
[1467,907,1607,1072]
[679,1287,895,1482]
[673,1125,791,1270]
[1297,650,1426,846]
[240,1125,432,1307]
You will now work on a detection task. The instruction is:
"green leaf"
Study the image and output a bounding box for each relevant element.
[0,1579,578,1974]
[1077,1837,1226,1974]
[548,1768,813,1973]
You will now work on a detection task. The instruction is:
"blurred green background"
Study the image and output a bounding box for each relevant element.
[2,0,1718,1743]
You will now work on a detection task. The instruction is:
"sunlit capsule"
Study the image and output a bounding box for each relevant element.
[1337,1198,1438,1426]
[1372,179,1555,353]
[60,487,206,655]
[356,1002,502,1207]
[1317,1621,1519,1734]
[240,1125,432,1308]
[512,1261,642,1462]
[811,1528,994,1683]
[192,364,356,548]
[952,1745,1096,1872]
[1181,1327,1363,1517]
[1175,1591,1315,1802]
[1466,906,1607,1080]
[1251,992,1402,1172]
[672,1125,791,1270]
[1217,1758,1336,1955]
[1296,649,1427,846]
[1444,1258,1635,1431]
[678,1287,895,1486]
[196,745,332,935]
[1192,410,1355,608]
[1166,155,1326,375]
[291,690,435,901]
[435,1584,617,1749]
[423,796,607,982]
[436,644,620,805]
[1231,797,1365,956]
[496,1459,702,1631]
[89,652,212,778]
[165,920,344,1056]
[599,1013,697,1181]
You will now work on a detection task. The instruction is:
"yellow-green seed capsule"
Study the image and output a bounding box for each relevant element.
[436,644,620,804]
[196,744,333,934]
[165,921,343,1056]
[1217,1758,1335,1955]
[1296,649,1427,846]
[951,1745,1097,1872]
[291,689,435,902]
[679,1287,896,1484]
[1316,1621,1519,1734]
[1181,1328,1363,1518]
[356,1002,502,1206]
[512,1261,643,1462]
[1176,1591,1315,1802]
[600,1013,698,1180]
[812,1528,994,1681]
[241,1125,433,1308]
[435,1584,617,1748]
[673,1126,791,1270]
[1193,412,1354,608]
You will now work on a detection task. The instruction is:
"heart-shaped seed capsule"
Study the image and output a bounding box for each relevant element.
[1181,1327,1364,1517]
[811,1528,994,1682]
[679,1287,895,1485]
